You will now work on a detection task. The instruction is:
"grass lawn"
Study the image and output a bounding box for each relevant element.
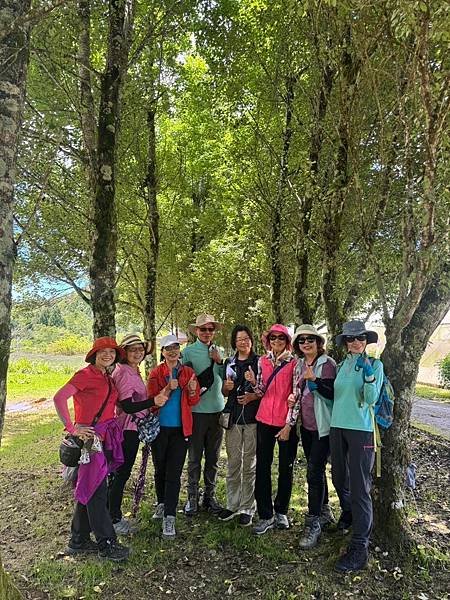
[1,405,449,600]
[6,359,73,402]
[415,384,450,403]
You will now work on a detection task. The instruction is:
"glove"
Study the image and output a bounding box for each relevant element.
[306,380,318,392]
[356,356,374,378]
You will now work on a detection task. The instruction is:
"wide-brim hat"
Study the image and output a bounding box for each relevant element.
[336,320,378,346]
[85,337,124,362]
[292,324,326,350]
[262,324,292,351]
[188,313,223,334]
[159,334,182,349]
[119,333,153,355]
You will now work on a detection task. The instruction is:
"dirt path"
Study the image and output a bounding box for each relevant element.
[412,396,450,437]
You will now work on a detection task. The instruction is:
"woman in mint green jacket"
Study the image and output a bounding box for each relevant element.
[330,320,383,574]
[288,324,336,550]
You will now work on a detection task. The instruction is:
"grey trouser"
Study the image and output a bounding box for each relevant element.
[225,423,257,515]
[330,427,375,549]
[187,412,223,499]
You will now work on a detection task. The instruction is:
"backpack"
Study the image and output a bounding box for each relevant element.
[368,357,394,430]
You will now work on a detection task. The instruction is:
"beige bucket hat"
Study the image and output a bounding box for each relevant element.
[188,313,223,334]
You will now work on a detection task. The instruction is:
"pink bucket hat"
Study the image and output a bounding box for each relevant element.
[262,324,292,351]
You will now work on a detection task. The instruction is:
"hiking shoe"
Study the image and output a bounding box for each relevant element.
[274,512,289,529]
[152,503,165,520]
[66,539,98,556]
[253,517,275,535]
[319,504,336,529]
[202,496,223,515]
[336,511,352,534]
[218,509,236,522]
[113,518,132,536]
[184,495,199,516]
[238,513,252,527]
[335,545,368,573]
[98,540,129,562]
[298,515,321,550]
[162,515,176,539]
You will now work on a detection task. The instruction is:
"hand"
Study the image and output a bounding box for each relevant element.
[187,373,197,394]
[244,366,256,386]
[210,347,222,364]
[303,365,316,381]
[168,373,179,390]
[223,377,234,392]
[237,392,257,405]
[356,356,374,377]
[287,393,296,408]
[275,424,291,441]
[155,388,169,407]
[73,424,95,439]
[307,380,318,392]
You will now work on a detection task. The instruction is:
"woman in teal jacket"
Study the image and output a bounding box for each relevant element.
[330,320,383,574]
[288,325,336,550]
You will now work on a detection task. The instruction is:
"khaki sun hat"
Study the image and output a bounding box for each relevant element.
[292,324,326,350]
[188,313,223,334]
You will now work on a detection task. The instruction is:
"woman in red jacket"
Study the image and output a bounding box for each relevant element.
[147,334,200,539]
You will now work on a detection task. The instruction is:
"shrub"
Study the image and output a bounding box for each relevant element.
[439,353,450,389]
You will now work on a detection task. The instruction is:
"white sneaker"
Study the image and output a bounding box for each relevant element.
[274,513,289,529]
[162,515,176,539]
[152,503,165,520]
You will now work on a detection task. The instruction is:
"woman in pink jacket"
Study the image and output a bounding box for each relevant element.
[246,324,297,535]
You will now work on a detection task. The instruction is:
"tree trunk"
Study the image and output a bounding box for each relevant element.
[374,264,450,549]
[0,1,31,596]
[87,0,134,337]
[0,0,32,441]
[143,101,159,368]
[270,74,295,323]
[294,56,334,326]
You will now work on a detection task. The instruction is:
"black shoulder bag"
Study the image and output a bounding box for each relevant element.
[59,377,112,467]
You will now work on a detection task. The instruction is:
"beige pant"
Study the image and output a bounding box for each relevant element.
[225,423,257,515]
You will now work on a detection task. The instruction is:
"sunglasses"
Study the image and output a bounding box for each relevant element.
[199,327,215,333]
[163,344,180,351]
[297,336,317,344]
[269,334,287,341]
[344,335,367,342]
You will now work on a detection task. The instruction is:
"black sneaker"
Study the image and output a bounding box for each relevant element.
[238,513,252,527]
[218,509,236,521]
[66,539,98,556]
[335,545,368,573]
[184,495,199,516]
[98,540,130,562]
[202,497,223,515]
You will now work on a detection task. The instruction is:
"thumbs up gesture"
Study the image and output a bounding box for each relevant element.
[244,365,256,386]
[187,373,197,394]
[223,376,234,392]
[168,371,179,390]
[155,387,169,407]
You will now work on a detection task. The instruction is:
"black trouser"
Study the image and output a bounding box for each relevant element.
[255,422,298,520]
[70,477,116,550]
[187,412,223,500]
[330,427,375,549]
[300,426,330,517]
[151,426,189,516]
[108,429,140,523]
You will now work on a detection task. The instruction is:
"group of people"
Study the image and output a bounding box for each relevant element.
[53,313,384,573]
